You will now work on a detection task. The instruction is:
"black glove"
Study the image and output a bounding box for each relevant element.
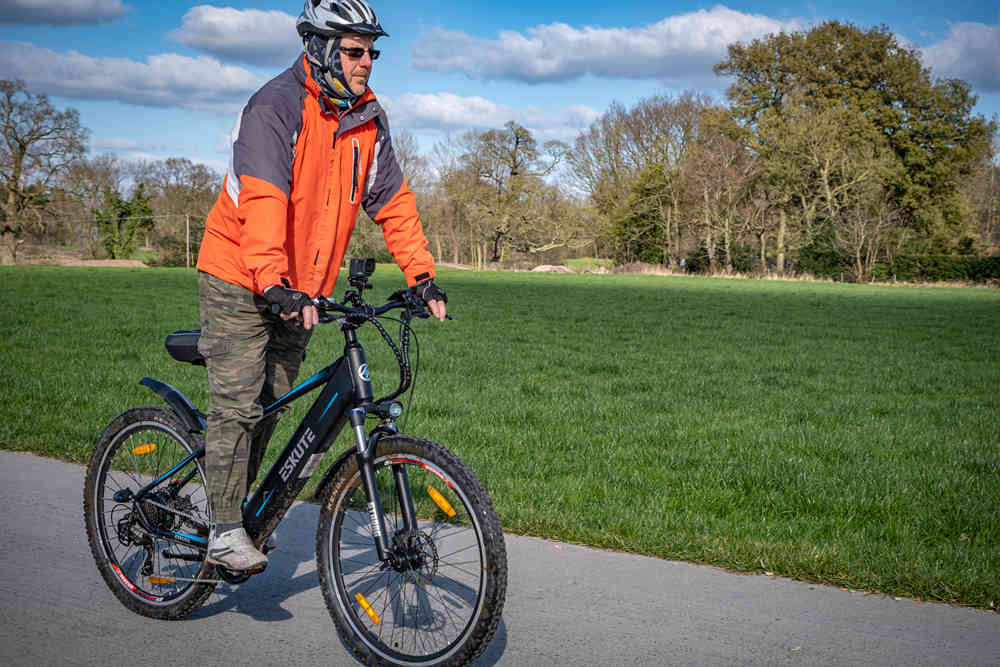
[411,279,447,305]
[265,283,312,316]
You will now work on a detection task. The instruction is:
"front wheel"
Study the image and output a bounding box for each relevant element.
[316,435,507,666]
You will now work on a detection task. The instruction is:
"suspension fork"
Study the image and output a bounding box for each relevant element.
[349,408,419,563]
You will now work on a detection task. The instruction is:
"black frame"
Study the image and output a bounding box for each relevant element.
[133,320,414,561]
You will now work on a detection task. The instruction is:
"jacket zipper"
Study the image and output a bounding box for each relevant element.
[350,140,360,203]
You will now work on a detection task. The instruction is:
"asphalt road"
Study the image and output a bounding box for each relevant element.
[1,449,998,666]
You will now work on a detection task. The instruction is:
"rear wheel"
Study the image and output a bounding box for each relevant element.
[316,435,507,666]
[84,406,216,619]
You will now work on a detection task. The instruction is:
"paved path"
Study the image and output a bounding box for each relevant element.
[1,450,997,666]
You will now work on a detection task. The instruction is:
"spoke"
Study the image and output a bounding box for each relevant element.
[436,541,480,561]
[437,560,484,580]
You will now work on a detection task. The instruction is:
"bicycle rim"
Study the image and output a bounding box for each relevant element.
[328,454,488,665]
[91,419,211,605]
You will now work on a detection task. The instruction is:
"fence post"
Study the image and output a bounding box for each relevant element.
[186,214,190,269]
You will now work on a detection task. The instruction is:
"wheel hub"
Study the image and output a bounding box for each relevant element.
[391,530,438,583]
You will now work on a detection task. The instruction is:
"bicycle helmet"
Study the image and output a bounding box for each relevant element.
[296,0,388,39]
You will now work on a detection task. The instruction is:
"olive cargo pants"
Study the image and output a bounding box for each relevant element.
[197,272,312,524]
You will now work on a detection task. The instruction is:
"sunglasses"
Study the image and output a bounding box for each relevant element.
[339,46,380,60]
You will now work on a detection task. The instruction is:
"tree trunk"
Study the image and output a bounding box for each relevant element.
[660,202,673,268]
[723,218,732,272]
[776,209,787,276]
[704,187,716,273]
[432,227,442,262]
[1,230,20,265]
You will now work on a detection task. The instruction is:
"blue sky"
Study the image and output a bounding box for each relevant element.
[1,1,997,176]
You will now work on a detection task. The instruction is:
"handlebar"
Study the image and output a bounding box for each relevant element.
[314,290,421,323]
[268,288,429,324]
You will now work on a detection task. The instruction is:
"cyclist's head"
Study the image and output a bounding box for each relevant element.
[298,0,387,107]
[296,0,388,40]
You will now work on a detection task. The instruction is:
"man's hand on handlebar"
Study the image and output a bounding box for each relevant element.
[411,279,447,322]
[265,281,320,330]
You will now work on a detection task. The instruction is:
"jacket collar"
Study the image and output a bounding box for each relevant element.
[296,54,380,125]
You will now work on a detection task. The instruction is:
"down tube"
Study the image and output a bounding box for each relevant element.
[242,358,356,541]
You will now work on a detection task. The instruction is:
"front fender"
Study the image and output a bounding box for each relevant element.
[139,377,206,433]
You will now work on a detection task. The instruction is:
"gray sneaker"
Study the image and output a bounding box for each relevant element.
[206,526,268,573]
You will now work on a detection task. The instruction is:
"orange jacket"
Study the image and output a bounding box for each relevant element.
[197,55,435,297]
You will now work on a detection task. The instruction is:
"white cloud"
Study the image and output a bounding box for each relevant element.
[922,22,1000,93]
[0,41,264,114]
[412,5,802,86]
[381,92,601,144]
[0,0,127,25]
[90,137,144,152]
[168,5,301,67]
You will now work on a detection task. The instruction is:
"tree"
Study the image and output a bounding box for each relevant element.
[1,79,88,263]
[54,154,130,252]
[715,21,995,245]
[965,138,1000,253]
[570,92,713,265]
[93,183,155,259]
[456,121,569,262]
[751,95,895,274]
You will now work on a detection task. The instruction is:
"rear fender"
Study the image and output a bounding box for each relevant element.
[139,377,207,433]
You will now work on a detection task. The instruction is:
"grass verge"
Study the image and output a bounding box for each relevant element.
[2,266,998,608]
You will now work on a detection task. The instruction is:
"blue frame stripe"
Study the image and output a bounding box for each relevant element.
[264,365,335,413]
[172,530,207,544]
[319,392,340,420]
[256,489,276,517]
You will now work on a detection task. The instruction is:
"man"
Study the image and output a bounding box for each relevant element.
[195,0,446,572]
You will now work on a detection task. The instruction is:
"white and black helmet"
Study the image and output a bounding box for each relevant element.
[296,0,388,38]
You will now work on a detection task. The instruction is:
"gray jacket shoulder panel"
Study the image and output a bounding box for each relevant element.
[230,63,307,199]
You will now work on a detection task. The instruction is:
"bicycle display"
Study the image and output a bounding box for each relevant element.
[83,261,507,666]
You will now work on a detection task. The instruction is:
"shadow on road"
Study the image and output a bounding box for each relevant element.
[190,502,322,622]
[187,500,510,665]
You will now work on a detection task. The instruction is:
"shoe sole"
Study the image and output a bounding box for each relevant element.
[205,556,268,574]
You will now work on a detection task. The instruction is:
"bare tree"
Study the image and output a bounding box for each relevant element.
[1,79,88,264]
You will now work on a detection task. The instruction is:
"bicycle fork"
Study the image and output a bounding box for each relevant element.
[348,408,418,565]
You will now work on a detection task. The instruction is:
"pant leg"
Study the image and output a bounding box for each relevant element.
[245,300,313,493]
[197,272,271,525]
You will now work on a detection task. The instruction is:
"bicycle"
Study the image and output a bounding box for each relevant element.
[83,259,508,666]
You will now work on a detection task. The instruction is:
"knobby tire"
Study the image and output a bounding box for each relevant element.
[83,406,216,619]
[315,435,507,666]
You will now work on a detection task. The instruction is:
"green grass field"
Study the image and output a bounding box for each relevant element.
[2,266,998,608]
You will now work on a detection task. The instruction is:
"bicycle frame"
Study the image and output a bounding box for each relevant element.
[136,318,419,565]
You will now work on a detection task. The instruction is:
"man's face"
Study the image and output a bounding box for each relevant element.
[338,34,376,96]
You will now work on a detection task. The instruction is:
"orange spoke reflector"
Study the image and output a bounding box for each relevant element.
[427,485,456,517]
[148,576,173,585]
[355,592,381,626]
[132,444,157,455]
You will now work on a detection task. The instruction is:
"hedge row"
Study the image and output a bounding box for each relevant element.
[876,255,1000,283]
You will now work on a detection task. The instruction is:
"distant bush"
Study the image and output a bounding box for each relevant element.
[797,232,845,279]
[882,255,1000,283]
[685,241,757,274]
